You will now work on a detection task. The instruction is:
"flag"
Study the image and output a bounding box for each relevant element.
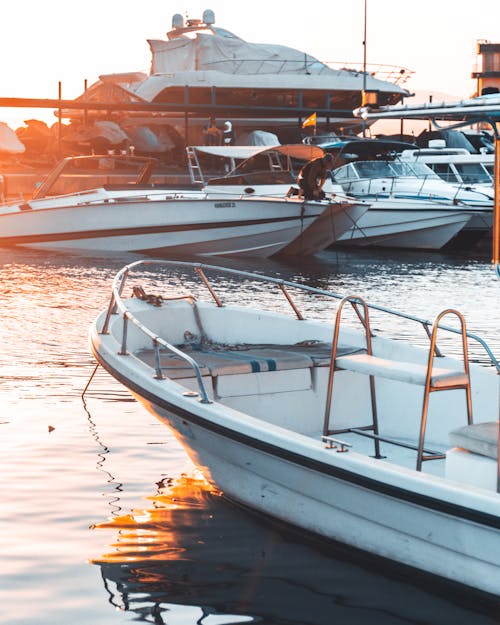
[302,112,317,128]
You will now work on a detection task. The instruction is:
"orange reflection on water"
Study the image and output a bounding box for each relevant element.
[91,474,220,565]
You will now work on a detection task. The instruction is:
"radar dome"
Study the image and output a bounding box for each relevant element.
[202,9,215,25]
[171,13,184,29]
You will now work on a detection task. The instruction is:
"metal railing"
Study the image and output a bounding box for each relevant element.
[338,174,483,206]
[203,57,414,86]
[99,260,500,397]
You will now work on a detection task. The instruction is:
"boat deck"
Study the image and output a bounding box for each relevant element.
[134,340,452,477]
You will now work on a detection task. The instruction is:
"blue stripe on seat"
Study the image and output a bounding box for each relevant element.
[198,348,278,373]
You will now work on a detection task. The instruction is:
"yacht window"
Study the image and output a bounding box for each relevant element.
[430,163,459,183]
[354,161,394,178]
[331,165,355,182]
[454,163,492,184]
[394,161,439,179]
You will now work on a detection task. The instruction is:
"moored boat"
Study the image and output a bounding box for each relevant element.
[0,154,362,257]
[90,259,500,597]
[329,140,493,249]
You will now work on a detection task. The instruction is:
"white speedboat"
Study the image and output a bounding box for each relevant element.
[329,140,494,249]
[0,154,352,258]
[90,259,500,597]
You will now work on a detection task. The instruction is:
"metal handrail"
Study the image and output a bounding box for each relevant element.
[323,295,381,459]
[416,309,473,471]
[202,58,414,86]
[102,259,500,376]
[100,272,211,404]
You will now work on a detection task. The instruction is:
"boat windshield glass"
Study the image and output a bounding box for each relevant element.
[33,156,157,199]
[351,160,438,180]
[454,163,492,184]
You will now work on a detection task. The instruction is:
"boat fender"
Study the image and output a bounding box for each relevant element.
[244,187,255,194]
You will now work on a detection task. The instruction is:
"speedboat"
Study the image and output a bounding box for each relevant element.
[328,140,494,249]
[0,154,357,258]
[90,259,500,597]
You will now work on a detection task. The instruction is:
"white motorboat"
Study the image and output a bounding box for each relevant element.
[0,154,355,258]
[328,140,494,249]
[399,146,494,188]
[90,259,500,597]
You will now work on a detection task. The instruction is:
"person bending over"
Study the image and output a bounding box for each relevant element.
[297,152,334,200]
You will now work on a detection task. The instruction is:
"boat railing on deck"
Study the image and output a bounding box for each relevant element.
[341,172,470,204]
[203,58,413,86]
[100,258,500,374]
[100,271,212,404]
[98,260,499,480]
[322,296,475,471]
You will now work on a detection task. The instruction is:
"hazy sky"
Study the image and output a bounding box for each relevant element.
[2,0,499,128]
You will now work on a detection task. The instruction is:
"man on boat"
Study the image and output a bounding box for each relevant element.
[203,117,222,146]
[297,152,334,200]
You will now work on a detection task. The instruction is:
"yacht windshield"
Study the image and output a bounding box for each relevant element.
[454,163,492,184]
[351,160,439,179]
[391,161,439,178]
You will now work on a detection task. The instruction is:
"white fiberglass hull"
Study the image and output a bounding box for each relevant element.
[151,406,500,597]
[93,361,500,597]
[0,193,327,257]
[336,201,471,250]
[205,183,368,254]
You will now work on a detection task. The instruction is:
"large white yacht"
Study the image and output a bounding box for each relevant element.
[72,9,411,141]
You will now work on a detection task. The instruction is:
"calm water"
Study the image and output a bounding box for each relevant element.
[1,245,500,625]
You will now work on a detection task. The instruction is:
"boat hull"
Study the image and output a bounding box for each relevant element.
[123,387,500,598]
[0,195,326,257]
[336,204,471,250]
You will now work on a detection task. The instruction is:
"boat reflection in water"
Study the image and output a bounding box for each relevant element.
[91,475,498,625]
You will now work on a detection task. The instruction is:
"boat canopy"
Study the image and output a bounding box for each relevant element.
[194,144,324,161]
[148,33,404,95]
[329,139,418,167]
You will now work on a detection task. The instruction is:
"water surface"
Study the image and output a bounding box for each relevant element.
[1,246,499,624]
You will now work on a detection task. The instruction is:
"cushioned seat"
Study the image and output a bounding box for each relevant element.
[449,421,499,459]
[135,341,362,379]
[335,353,469,387]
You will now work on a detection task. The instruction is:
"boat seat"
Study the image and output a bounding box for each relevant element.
[335,353,469,387]
[448,421,499,459]
[134,341,363,379]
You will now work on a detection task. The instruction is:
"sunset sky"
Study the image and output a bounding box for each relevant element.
[1,0,499,129]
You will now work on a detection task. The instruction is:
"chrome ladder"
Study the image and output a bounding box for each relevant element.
[323,298,473,470]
